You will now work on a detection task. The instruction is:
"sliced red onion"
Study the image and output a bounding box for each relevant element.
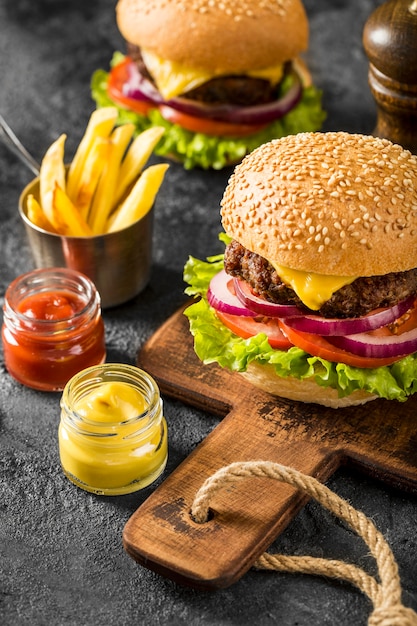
[328,326,417,358]
[123,61,302,125]
[234,278,302,318]
[208,270,257,317]
[283,295,416,336]
[167,75,302,124]
[123,63,163,104]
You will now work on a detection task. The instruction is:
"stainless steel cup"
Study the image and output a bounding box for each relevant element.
[18,176,153,309]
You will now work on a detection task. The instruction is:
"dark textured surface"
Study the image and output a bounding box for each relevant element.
[0,1,416,625]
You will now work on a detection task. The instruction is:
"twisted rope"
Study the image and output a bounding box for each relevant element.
[190,461,417,626]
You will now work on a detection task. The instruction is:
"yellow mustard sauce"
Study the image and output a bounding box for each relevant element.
[59,364,168,495]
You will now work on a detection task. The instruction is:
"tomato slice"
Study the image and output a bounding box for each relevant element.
[107,58,155,115]
[278,320,402,368]
[158,104,268,137]
[215,310,293,350]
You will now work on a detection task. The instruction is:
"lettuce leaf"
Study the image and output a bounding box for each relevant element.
[183,249,417,402]
[91,52,326,170]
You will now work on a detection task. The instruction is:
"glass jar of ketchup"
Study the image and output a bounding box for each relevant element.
[2,268,106,391]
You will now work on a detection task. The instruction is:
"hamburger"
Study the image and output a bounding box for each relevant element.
[184,132,417,408]
[91,0,325,170]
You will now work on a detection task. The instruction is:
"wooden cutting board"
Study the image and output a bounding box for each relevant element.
[123,302,417,590]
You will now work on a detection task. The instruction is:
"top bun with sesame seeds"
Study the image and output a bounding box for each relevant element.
[116,0,309,74]
[221,131,417,278]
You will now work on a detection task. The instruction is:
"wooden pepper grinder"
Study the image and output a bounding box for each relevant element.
[363,0,417,153]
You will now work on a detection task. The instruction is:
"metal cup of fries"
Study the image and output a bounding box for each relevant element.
[17,108,168,308]
[19,176,154,308]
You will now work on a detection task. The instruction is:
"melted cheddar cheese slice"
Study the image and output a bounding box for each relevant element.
[141,48,284,100]
[270,262,357,311]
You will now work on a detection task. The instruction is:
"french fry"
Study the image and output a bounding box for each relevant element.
[88,124,135,235]
[34,111,166,239]
[106,163,169,233]
[72,137,111,221]
[52,184,93,237]
[113,126,165,207]
[39,133,66,228]
[66,107,118,202]
[26,194,56,233]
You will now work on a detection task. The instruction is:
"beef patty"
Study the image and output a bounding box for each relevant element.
[126,43,277,106]
[224,240,417,318]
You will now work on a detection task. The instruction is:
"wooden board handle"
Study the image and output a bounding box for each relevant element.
[123,399,339,590]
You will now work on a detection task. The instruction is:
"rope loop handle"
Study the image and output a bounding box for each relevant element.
[190,461,417,626]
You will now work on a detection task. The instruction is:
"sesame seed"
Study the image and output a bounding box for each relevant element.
[221,131,417,270]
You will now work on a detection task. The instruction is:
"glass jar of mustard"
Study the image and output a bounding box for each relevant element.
[58,363,168,495]
[2,268,106,392]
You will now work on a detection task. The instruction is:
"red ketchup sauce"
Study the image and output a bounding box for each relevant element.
[2,268,106,391]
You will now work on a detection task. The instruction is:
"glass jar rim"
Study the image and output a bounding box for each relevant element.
[60,363,163,438]
[3,267,100,330]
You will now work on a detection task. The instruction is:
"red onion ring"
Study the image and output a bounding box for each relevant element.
[328,326,417,358]
[123,62,162,103]
[282,295,416,336]
[122,61,303,125]
[234,278,302,318]
[208,270,257,317]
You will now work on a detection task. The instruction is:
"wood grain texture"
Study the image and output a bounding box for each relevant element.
[363,0,417,152]
[123,303,417,589]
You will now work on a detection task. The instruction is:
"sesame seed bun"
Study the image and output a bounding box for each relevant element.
[116,0,308,73]
[221,132,417,277]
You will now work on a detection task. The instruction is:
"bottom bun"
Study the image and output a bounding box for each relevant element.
[241,362,377,409]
